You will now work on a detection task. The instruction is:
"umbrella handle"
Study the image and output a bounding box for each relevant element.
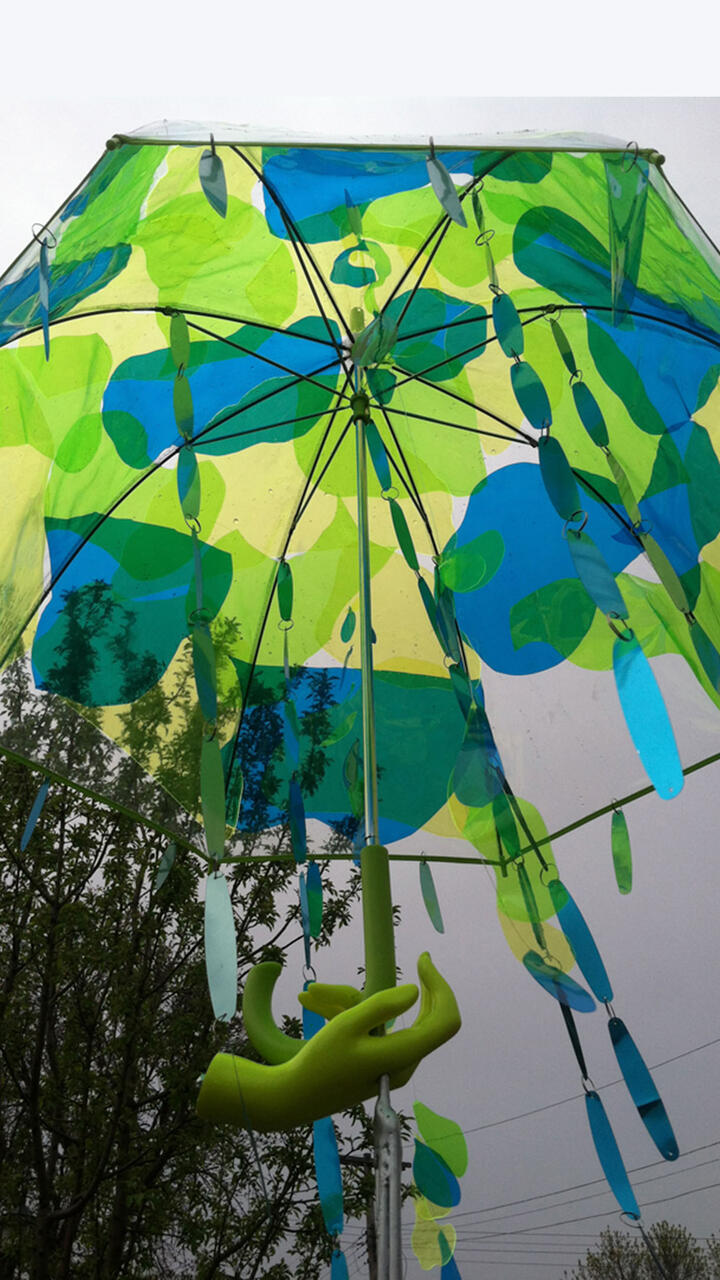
[361,844,396,997]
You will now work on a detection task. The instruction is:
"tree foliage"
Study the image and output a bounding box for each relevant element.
[0,639,372,1279]
[564,1222,720,1280]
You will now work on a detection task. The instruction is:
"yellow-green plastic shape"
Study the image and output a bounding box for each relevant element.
[197,953,461,1132]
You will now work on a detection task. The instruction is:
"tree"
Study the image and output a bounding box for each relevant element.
[564,1222,719,1280]
[0,631,373,1279]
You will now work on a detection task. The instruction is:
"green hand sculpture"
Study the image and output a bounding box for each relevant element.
[196,952,461,1132]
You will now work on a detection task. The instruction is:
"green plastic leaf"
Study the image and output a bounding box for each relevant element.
[419,860,444,933]
[413,1140,461,1209]
[448,662,473,720]
[225,764,244,830]
[340,607,356,643]
[367,366,396,405]
[39,240,50,361]
[352,313,397,367]
[492,790,520,860]
[538,436,580,521]
[177,447,201,521]
[277,560,293,623]
[438,530,504,593]
[365,418,392,492]
[21,777,50,851]
[413,1101,468,1177]
[173,373,194,439]
[689,619,720,693]
[289,776,307,863]
[572,380,608,447]
[307,861,323,937]
[492,292,524,359]
[511,359,551,431]
[433,576,461,664]
[550,319,577,376]
[611,808,633,894]
[154,841,176,889]
[389,499,419,571]
[199,147,228,218]
[567,530,628,617]
[639,533,690,613]
[192,623,217,723]
[605,449,641,523]
[170,312,190,370]
[517,862,546,950]
[204,871,237,1020]
[426,152,467,228]
[201,734,226,860]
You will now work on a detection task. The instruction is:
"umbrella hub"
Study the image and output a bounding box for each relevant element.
[351,390,371,423]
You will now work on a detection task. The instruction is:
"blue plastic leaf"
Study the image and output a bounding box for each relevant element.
[426,150,467,227]
[572,381,608,447]
[567,531,628,617]
[277,560,293,623]
[154,841,176,889]
[283,699,300,766]
[690,619,720,693]
[365,418,392,492]
[584,1090,640,1217]
[199,146,228,217]
[177,447,201,521]
[440,1256,462,1280]
[611,809,632,895]
[289,776,307,863]
[538,436,580,521]
[204,872,237,1020]
[21,777,50,851]
[331,1249,349,1280]
[302,981,325,1041]
[201,734,226,860]
[307,861,323,937]
[612,635,684,799]
[313,1115,344,1234]
[192,623,217,723]
[608,1017,679,1160]
[39,240,50,360]
[419,860,444,933]
[413,1140,461,1209]
[340,607,356,643]
[492,292,524,359]
[510,360,551,430]
[522,951,596,1013]
[547,879,613,1001]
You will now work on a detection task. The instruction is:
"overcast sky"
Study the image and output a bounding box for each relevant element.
[2,7,719,1277]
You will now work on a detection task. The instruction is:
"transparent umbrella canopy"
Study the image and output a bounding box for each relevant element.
[1,123,719,1279]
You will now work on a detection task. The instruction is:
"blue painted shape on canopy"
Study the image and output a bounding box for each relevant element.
[452,464,637,676]
[609,1017,679,1161]
[261,148,482,243]
[0,245,132,348]
[584,1090,640,1218]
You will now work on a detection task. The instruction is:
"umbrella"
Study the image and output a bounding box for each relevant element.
[1,122,719,1278]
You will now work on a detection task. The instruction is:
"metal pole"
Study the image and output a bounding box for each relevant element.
[353,384,380,847]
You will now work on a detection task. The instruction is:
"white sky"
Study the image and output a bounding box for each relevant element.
[2,5,720,1277]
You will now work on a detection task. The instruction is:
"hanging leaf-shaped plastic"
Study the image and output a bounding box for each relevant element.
[567,531,628,617]
[550,319,577,376]
[440,1256,462,1280]
[277,560,293,623]
[199,144,228,218]
[307,861,323,937]
[492,291,524,359]
[493,790,520,860]
[204,871,237,1021]
[283,700,300,766]
[389,498,419,571]
[365,418,392,492]
[612,634,684,799]
[689,619,720,694]
[192,623,217,723]
[330,1248,349,1280]
[177,447,201,522]
[605,449,641,524]
[426,143,467,228]
[340,607,356,643]
[225,765,244,831]
[289,776,307,863]
[154,841,176,889]
[437,530,504,594]
[611,809,632,894]
[510,360,551,431]
[419,860,444,933]
[367,366,396,405]
[572,381,608,447]
[413,1101,468,1177]
[608,1017,679,1160]
[538,436,580,521]
[584,1090,640,1217]
[547,878,613,1001]
[21,777,50,851]
[452,704,503,808]
[313,1115,344,1234]
[516,862,546,951]
[434,577,461,664]
[522,951,596,1013]
[413,1140,461,1210]
[38,239,50,360]
[298,871,311,954]
[639,533,690,613]
[173,373,194,439]
[448,663,472,721]
[170,311,190,370]
[201,734,226,860]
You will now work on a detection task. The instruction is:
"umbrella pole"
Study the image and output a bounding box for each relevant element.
[351,376,403,1280]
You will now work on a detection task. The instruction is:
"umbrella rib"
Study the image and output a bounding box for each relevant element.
[185,317,342,398]
[380,403,527,446]
[196,405,343,448]
[229,145,350,349]
[0,358,345,672]
[387,365,536,444]
[224,375,353,779]
[390,313,548,387]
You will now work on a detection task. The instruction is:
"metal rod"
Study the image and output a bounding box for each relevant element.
[374,1074,403,1280]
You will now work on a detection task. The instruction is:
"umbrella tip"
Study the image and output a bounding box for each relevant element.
[106,135,123,151]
